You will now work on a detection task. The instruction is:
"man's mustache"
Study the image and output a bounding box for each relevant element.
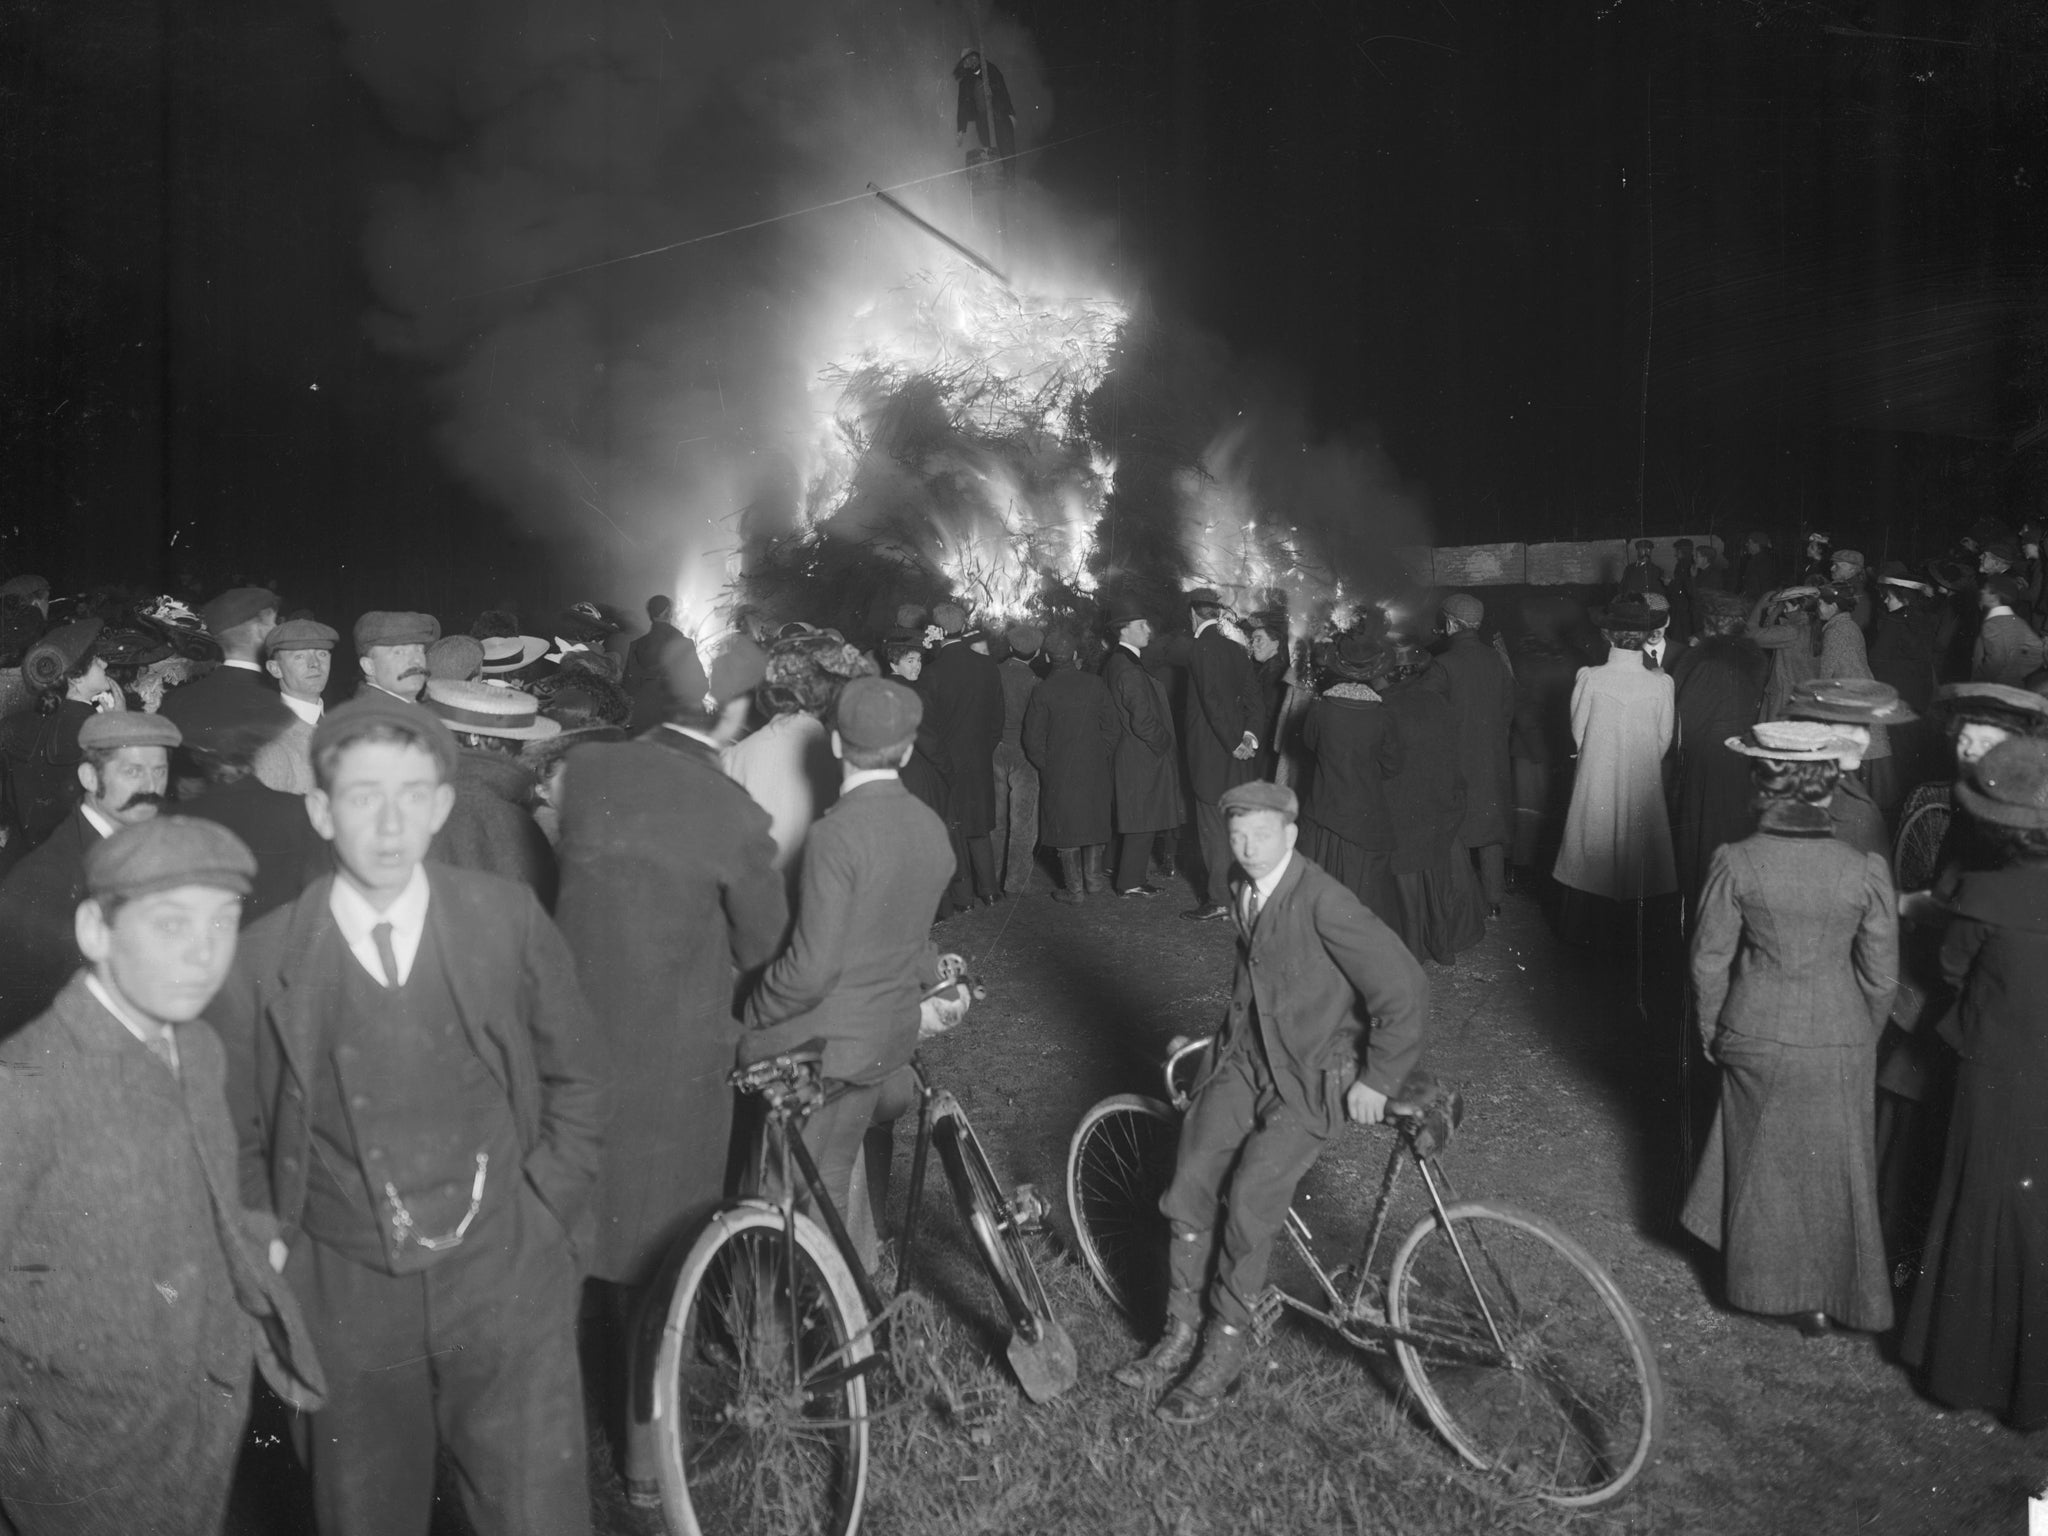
[117,791,166,812]
[399,668,426,680]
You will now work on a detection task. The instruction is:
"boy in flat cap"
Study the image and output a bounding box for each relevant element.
[0,817,324,1536]
[0,710,179,1034]
[211,694,604,1536]
[157,586,296,756]
[351,611,439,703]
[1179,588,1264,922]
[1117,780,1429,1426]
[253,618,339,795]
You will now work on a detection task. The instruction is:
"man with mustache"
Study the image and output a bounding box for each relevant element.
[352,611,439,703]
[0,710,179,1035]
[158,586,297,758]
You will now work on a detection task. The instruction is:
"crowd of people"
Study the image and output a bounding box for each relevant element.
[2,514,2046,1531]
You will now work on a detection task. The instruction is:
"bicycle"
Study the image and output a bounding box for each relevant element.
[644,1047,1077,1536]
[1067,1037,1665,1507]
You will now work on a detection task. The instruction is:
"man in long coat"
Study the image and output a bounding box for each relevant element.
[991,624,1043,895]
[623,594,709,731]
[921,603,1005,907]
[1668,592,1766,916]
[552,654,784,1503]
[1022,627,1120,901]
[1433,593,1515,915]
[1101,597,1181,896]
[1179,590,1263,921]
[0,818,324,1536]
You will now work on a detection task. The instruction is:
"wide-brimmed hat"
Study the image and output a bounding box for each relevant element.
[1725,719,1865,765]
[422,678,561,741]
[1325,633,1390,683]
[1591,592,1667,632]
[1786,677,1917,726]
[22,617,104,692]
[1956,737,2048,829]
[1930,681,2048,727]
[479,635,551,675]
[1877,561,1933,594]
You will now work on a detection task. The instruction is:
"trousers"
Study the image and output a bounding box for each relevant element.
[989,744,1041,893]
[1192,798,1234,906]
[1158,1044,1331,1331]
[286,1185,590,1536]
[1470,842,1506,907]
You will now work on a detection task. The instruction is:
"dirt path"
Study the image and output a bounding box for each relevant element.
[920,871,2048,1535]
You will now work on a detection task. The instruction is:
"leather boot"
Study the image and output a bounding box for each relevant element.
[1081,843,1111,895]
[1155,1321,1247,1426]
[1053,849,1086,904]
[1111,1316,1198,1390]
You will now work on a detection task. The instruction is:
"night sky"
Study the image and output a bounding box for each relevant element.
[4,0,2042,620]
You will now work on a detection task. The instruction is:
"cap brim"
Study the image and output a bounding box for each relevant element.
[1955,778,2048,828]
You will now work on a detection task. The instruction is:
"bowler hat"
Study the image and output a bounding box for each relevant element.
[1219,781,1299,822]
[22,618,103,692]
[1786,678,1917,727]
[78,710,181,753]
[1956,737,2048,829]
[1591,592,1666,632]
[309,694,459,781]
[1101,595,1149,628]
[266,619,338,654]
[85,815,256,902]
[1927,560,1973,591]
[835,675,922,751]
[353,611,440,651]
[201,587,278,637]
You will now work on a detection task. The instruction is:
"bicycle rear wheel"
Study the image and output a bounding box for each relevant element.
[1893,799,1951,892]
[1387,1200,1662,1507]
[1065,1094,1178,1325]
[650,1204,872,1536]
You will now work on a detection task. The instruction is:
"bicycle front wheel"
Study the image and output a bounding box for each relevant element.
[1387,1201,1662,1507]
[931,1105,1056,1337]
[650,1204,872,1536]
[1065,1094,1178,1324]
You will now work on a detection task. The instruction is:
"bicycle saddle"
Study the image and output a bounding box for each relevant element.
[1387,1070,1464,1156]
[729,1042,829,1095]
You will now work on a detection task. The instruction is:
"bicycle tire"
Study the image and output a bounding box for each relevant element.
[1388,1200,1663,1507]
[931,1105,1056,1340]
[650,1204,872,1536]
[1893,799,1951,893]
[1064,1094,1178,1324]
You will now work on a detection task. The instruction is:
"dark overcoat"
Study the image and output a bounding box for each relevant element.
[155,663,297,755]
[624,620,709,730]
[1670,635,1766,908]
[0,699,93,855]
[1300,694,1401,852]
[552,730,785,1284]
[1183,626,1261,805]
[1020,664,1119,848]
[1101,643,1180,834]
[1,976,324,1536]
[1379,683,1467,875]
[921,639,1004,835]
[176,780,332,926]
[0,806,101,1037]
[430,748,558,909]
[1434,631,1515,847]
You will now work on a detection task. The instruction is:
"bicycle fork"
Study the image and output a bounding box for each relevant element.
[1412,1155,1513,1358]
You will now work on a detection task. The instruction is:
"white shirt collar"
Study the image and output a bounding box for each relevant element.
[1120,640,1142,658]
[85,972,179,1072]
[1987,605,2016,620]
[662,722,723,750]
[1248,850,1293,906]
[328,864,431,987]
[281,693,322,726]
[223,658,262,674]
[1193,616,1219,639]
[840,767,900,795]
[79,802,118,840]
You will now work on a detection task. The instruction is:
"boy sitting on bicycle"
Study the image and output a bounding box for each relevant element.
[1117,781,1429,1425]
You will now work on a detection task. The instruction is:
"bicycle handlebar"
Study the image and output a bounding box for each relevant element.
[1160,1034,1437,1129]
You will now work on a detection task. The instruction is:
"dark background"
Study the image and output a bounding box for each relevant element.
[4,0,2045,619]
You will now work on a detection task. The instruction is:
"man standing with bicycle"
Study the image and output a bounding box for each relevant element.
[1116,780,1429,1425]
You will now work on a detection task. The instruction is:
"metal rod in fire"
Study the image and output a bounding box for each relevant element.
[867,183,1011,288]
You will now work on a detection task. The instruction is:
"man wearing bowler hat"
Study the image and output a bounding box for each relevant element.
[253,617,339,796]
[1101,596,1182,897]
[1115,780,1428,1425]
[157,586,296,756]
[211,693,604,1535]
[1179,589,1263,922]
[0,817,325,1535]
[0,710,180,1035]
[352,611,439,703]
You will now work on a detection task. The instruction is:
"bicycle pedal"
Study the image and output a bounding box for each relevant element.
[1249,1286,1285,1348]
[1010,1182,1051,1232]
[950,1382,1012,1444]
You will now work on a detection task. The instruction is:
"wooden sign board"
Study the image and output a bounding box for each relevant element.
[1429,542,1525,586]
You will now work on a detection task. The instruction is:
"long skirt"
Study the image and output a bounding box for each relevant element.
[1681,1031,1892,1331]
[1300,819,1400,934]
[1901,1055,2048,1427]
[1385,838,1485,965]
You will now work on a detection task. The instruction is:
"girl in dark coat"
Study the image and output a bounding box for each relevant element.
[883,631,949,819]
[1682,721,1898,1334]
[1021,628,1119,901]
[1378,645,1485,963]
[1298,636,1403,930]
[1901,737,2048,1428]
[1669,594,1767,918]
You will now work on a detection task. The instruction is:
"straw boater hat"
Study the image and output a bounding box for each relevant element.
[1725,719,1866,767]
[421,678,561,741]
[1955,737,2048,830]
[479,635,551,676]
[1929,682,2048,729]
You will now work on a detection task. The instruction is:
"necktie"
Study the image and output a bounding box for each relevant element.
[371,921,401,989]
[141,1028,178,1076]
[1245,886,1262,931]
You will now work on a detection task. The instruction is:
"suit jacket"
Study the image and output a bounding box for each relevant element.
[176,779,332,926]
[0,806,101,1037]
[741,779,955,1083]
[212,866,607,1266]
[0,977,324,1527]
[0,698,94,855]
[1434,631,1516,845]
[1101,643,1180,834]
[1207,853,1428,1122]
[624,620,709,730]
[1021,665,1119,848]
[251,713,316,796]
[552,727,785,1281]
[1184,625,1261,804]
[1972,610,2046,687]
[923,640,1005,834]
[157,663,297,755]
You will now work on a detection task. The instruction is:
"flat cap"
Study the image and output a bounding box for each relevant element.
[834,675,922,751]
[1219,780,1299,822]
[1831,548,1865,569]
[22,618,103,692]
[1004,624,1043,655]
[932,602,968,636]
[1442,593,1484,627]
[201,586,278,637]
[1185,588,1223,607]
[78,709,182,753]
[266,619,339,653]
[1044,627,1078,662]
[352,610,441,651]
[309,693,458,780]
[426,634,484,681]
[85,815,256,902]
[1785,677,1917,726]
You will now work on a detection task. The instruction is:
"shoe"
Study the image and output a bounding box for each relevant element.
[1791,1310,1830,1338]
[1179,904,1229,922]
[1111,1318,1199,1390]
[1155,1322,1247,1426]
[1119,884,1160,899]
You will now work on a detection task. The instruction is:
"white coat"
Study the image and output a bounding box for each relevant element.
[1553,648,1677,900]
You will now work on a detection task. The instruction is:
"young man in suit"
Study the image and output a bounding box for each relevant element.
[0,816,324,1536]
[1116,781,1429,1425]
[213,693,605,1536]
[1179,588,1263,922]
[156,586,296,757]
[741,675,959,1224]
